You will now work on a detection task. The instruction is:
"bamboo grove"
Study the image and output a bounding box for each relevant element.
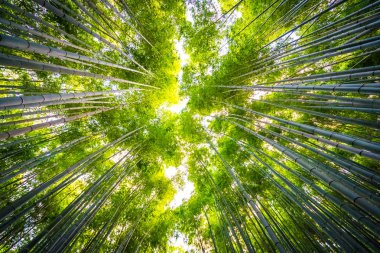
[0,0,379,252]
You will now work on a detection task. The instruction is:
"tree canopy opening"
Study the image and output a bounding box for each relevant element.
[0,0,379,252]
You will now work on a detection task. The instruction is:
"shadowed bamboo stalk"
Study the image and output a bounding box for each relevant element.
[208,139,285,253]
[32,0,149,73]
[0,89,140,107]
[237,15,380,76]
[0,97,112,111]
[0,0,91,50]
[0,53,153,88]
[0,16,87,52]
[229,120,380,220]
[0,34,145,74]
[0,106,105,119]
[0,107,113,141]
[224,103,380,153]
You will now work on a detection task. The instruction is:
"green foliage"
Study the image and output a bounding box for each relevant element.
[0,0,379,252]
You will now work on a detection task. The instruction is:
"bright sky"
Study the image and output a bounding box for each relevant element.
[170,180,195,209]
[110,149,130,163]
[174,38,190,84]
[165,166,177,178]
[159,97,189,114]
[161,34,193,251]
[185,2,195,25]
[218,3,242,57]
[248,90,268,102]
[168,230,195,252]
[201,115,213,128]
[157,37,189,116]
[167,97,189,113]
[175,39,190,68]
[164,164,194,209]
[164,1,243,251]
[270,31,300,50]
[164,163,195,251]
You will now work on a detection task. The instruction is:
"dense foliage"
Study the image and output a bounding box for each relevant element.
[0,0,379,252]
